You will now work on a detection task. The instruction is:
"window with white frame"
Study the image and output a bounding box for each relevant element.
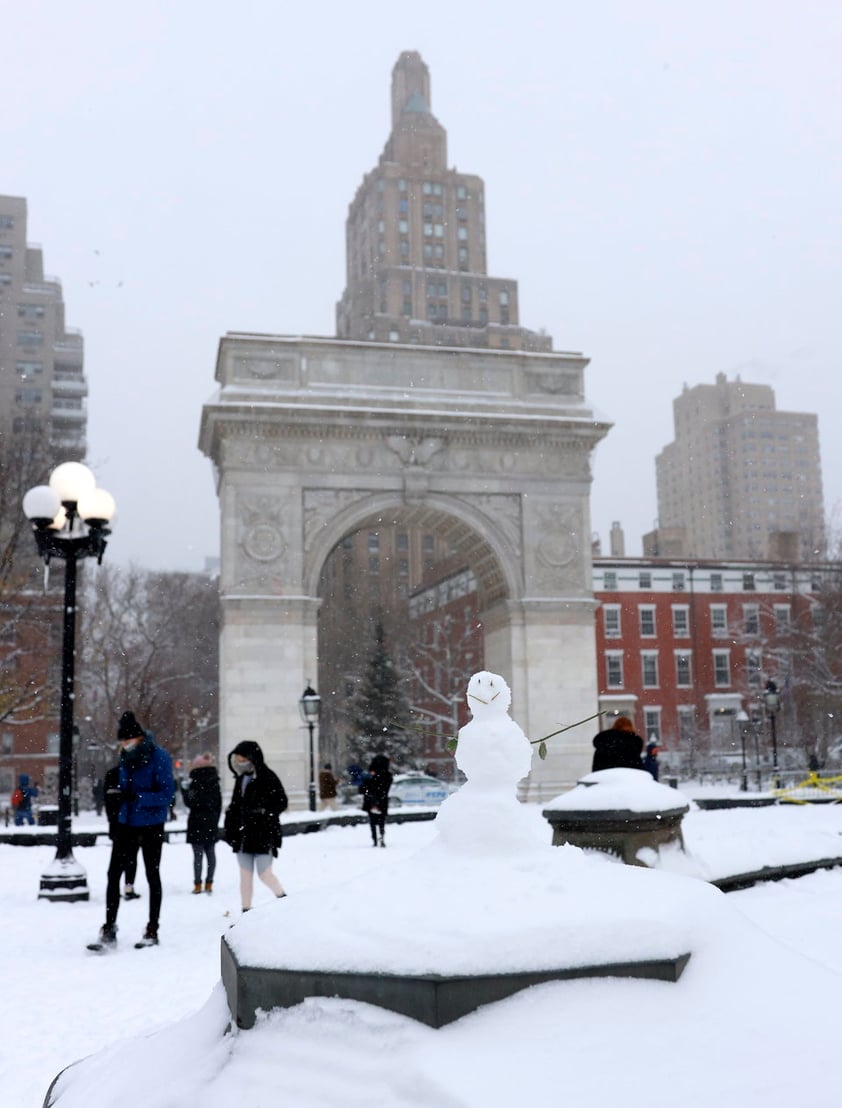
[605,652,624,688]
[675,651,692,687]
[710,573,723,592]
[638,571,652,589]
[641,651,659,688]
[672,605,689,637]
[710,604,728,637]
[678,706,696,744]
[643,708,662,743]
[639,606,656,637]
[774,605,791,633]
[746,649,762,688]
[603,605,621,638]
[672,571,686,591]
[743,604,760,636]
[603,571,617,590]
[713,649,731,687]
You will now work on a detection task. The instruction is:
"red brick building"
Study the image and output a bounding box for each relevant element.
[593,556,833,757]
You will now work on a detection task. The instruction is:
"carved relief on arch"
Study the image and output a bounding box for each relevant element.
[470,493,523,562]
[531,502,586,594]
[303,489,371,553]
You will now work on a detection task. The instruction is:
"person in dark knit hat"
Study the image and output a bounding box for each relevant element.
[90,711,174,951]
[223,740,288,911]
[181,752,222,894]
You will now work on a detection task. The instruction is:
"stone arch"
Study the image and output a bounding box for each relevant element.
[200,334,611,804]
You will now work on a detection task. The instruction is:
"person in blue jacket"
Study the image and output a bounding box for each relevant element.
[12,773,39,826]
[91,711,174,950]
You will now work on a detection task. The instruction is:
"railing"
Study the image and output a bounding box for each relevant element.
[772,772,842,805]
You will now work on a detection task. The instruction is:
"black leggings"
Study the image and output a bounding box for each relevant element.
[106,824,164,928]
[368,810,386,842]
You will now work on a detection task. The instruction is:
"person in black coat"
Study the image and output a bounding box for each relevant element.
[181,752,222,894]
[103,763,140,900]
[361,753,393,847]
[224,740,288,910]
[591,716,646,772]
[643,741,660,781]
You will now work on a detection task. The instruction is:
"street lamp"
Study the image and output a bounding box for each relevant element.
[299,682,321,812]
[736,710,749,792]
[764,679,782,788]
[23,461,116,901]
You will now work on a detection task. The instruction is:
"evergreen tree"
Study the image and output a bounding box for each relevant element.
[347,622,415,767]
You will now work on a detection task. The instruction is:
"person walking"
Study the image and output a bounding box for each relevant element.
[11,774,39,826]
[361,753,393,848]
[643,740,660,781]
[591,716,645,773]
[223,741,288,911]
[182,752,222,894]
[104,763,141,900]
[89,711,174,951]
[318,762,340,811]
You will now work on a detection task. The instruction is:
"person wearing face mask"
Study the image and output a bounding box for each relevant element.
[88,711,175,952]
[224,740,288,911]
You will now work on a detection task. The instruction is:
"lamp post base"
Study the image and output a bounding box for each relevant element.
[38,856,89,902]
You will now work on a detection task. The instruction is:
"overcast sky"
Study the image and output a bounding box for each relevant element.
[3,1,841,571]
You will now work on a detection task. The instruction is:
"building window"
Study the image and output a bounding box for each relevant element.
[710,573,723,592]
[368,555,379,575]
[743,604,759,636]
[398,178,407,191]
[672,571,686,591]
[643,709,662,744]
[396,532,408,552]
[774,605,791,633]
[746,649,762,688]
[461,284,472,303]
[710,605,728,637]
[499,289,509,306]
[675,652,692,687]
[17,331,44,346]
[0,215,14,229]
[743,572,756,591]
[18,304,45,319]
[399,198,408,214]
[422,533,435,554]
[16,361,43,378]
[456,185,467,199]
[641,651,659,688]
[713,650,731,687]
[672,606,689,637]
[678,706,696,744]
[399,240,409,257]
[603,605,621,638]
[15,389,42,406]
[605,652,624,688]
[0,245,12,259]
[398,219,408,234]
[457,226,468,240]
[603,571,617,590]
[639,571,652,589]
[639,606,656,637]
[773,572,787,590]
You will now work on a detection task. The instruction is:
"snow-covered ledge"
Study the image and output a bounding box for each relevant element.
[543,768,691,867]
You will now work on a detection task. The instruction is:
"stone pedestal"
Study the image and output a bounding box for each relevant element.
[543,805,688,866]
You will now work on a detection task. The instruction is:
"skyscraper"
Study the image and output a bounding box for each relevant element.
[335,51,551,352]
[652,372,824,560]
[0,195,87,459]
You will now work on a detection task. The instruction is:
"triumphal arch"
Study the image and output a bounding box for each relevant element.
[199,334,610,805]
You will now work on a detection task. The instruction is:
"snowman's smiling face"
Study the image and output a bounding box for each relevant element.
[466,671,512,717]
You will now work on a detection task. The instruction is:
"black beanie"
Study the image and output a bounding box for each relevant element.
[117,711,145,740]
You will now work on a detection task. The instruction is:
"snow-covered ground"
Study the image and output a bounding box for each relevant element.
[4,801,842,1108]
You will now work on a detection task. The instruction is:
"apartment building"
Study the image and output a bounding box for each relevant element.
[651,373,823,561]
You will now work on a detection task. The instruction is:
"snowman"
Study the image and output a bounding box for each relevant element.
[433,671,544,855]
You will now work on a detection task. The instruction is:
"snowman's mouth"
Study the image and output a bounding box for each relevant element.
[468,691,500,704]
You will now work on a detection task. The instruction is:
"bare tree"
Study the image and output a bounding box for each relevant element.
[77,565,219,761]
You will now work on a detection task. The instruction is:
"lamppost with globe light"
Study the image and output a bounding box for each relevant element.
[764,678,782,788]
[22,461,115,901]
[299,683,321,812]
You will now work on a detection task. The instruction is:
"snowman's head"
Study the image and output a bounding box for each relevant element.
[466,671,512,717]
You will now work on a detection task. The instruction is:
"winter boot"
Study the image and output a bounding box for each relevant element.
[123,886,141,900]
[135,924,159,948]
[192,882,203,894]
[379,835,386,848]
[87,923,117,952]
[204,881,213,894]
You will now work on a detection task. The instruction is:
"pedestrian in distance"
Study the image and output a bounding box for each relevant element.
[88,711,175,952]
[11,773,39,826]
[103,763,141,900]
[591,715,645,773]
[182,752,222,894]
[223,741,288,911]
[361,753,393,847]
[318,762,340,811]
[643,740,660,781]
